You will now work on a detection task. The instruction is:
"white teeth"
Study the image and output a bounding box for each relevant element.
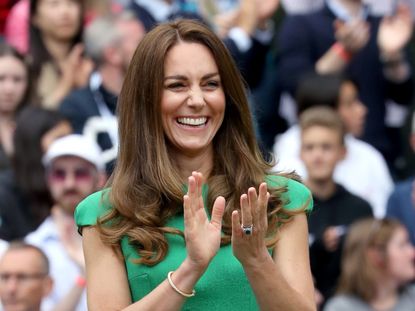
[177,117,207,126]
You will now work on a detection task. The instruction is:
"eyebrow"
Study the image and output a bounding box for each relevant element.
[164,72,220,81]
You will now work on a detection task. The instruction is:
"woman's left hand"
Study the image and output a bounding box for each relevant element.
[231,182,271,266]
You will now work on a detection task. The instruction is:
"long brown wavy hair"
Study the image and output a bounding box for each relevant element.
[98,19,302,265]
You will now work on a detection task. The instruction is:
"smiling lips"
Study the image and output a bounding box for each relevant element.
[177,117,208,127]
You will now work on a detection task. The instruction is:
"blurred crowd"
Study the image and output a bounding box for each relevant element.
[0,0,413,310]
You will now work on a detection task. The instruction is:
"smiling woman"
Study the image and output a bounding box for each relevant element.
[75,19,316,311]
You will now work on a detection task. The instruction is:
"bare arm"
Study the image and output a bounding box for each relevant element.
[232,184,316,311]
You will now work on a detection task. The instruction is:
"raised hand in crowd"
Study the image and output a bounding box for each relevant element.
[334,19,370,54]
[378,4,413,58]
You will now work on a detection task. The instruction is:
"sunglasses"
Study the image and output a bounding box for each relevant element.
[47,167,95,182]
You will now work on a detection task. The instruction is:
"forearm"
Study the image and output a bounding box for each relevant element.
[121,258,205,311]
[243,255,316,311]
[315,43,350,74]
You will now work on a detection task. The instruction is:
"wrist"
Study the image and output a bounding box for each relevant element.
[75,275,86,288]
[241,249,273,271]
[181,257,208,276]
[380,50,405,67]
[331,42,353,62]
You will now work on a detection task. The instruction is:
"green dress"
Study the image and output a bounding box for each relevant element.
[75,175,312,310]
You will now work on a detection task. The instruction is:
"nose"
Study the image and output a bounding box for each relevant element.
[187,87,205,109]
[63,172,77,188]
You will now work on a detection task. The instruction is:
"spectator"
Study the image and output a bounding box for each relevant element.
[29,0,93,109]
[324,218,415,311]
[274,73,393,218]
[386,111,415,245]
[0,42,31,172]
[277,0,413,169]
[59,11,145,173]
[26,134,106,311]
[300,107,373,302]
[0,242,53,311]
[0,107,72,241]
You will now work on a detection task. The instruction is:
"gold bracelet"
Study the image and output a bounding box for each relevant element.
[167,271,196,298]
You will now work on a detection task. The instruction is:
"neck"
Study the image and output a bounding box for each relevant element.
[170,146,214,183]
[0,112,15,124]
[42,35,72,63]
[51,204,75,224]
[305,178,336,200]
[371,278,399,311]
[98,64,125,95]
[337,0,363,17]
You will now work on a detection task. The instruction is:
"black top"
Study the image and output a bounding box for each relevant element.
[308,184,373,301]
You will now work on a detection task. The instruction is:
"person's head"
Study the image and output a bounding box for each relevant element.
[337,218,415,302]
[84,11,145,71]
[43,134,106,214]
[0,43,31,115]
[0,242,53,311]
[300,107,346,183]
[115,18,257,179]
[13,107,72,222]
[30,0,84,68]
[297,73,367,137]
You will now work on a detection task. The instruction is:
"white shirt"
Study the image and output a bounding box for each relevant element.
[273,125,393,218]
[25,217,87,311]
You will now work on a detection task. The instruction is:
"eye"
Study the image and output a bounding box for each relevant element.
[166,82,186,91]
[203,80,220,90]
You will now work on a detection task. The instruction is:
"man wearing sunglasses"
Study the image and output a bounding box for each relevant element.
[25,134,106,311]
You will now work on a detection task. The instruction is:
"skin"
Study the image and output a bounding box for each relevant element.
[115,19,146,69]
[301,125,346,251]
[161,42,225,165]
[0,249,52,311]
[337,81,367,137]
[47,156,103,215]
[0,56,27,115]
[33,0,81,42]
[301,126,346,184]
[82,40,315,311]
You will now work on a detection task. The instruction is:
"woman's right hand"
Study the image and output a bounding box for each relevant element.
[183,172,225,272]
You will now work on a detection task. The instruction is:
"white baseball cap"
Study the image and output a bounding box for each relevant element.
[42,134,104,171]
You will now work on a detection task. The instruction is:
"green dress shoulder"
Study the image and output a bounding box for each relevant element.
[75,175,312,310]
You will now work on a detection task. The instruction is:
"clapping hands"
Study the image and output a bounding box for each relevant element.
[183,172,271,271]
